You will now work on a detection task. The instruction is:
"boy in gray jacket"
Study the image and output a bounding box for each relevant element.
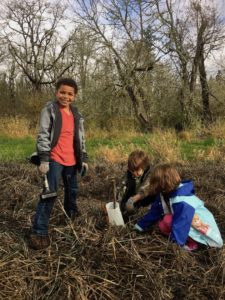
[29,78,88,250]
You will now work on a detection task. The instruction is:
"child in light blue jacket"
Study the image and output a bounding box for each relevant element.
[135,164,223,250]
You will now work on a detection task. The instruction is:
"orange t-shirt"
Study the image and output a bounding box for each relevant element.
[50,108,76,166]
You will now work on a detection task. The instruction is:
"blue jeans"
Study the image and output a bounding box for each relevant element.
[32,161,78,236]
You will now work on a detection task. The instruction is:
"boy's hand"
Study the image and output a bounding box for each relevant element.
[125,198,135,211]
[81,162,88,177]
[38,162,49,175]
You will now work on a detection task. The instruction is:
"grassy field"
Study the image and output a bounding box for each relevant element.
[1,129,225,163]
[0,136,36,162]
[1,115,225,162]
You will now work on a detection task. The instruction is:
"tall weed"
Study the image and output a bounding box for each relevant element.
[205,120,225,139]
[95,145,128,163]
[193,147,225,162]
[0,116,36,137]
[147,129,183,163]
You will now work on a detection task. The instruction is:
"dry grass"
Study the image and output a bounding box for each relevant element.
[193,147,225,162]
[0,116,36,137]
[147,129,183,163]
[95,146,128,164]
[177,130,194,142]
[201,120,225,140]
[0,160,224,299]
[2,117,225,164]
[86,128,140,140]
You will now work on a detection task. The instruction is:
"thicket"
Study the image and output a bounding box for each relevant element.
[0,74,225,133]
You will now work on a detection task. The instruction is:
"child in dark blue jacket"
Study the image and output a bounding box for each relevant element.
[135,164,223,251]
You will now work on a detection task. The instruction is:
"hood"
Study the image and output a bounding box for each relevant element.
[169,180,195,197]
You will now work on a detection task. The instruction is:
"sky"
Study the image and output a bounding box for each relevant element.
[201,0,225,75]
[1,0,225,77]
[217,0,225,15]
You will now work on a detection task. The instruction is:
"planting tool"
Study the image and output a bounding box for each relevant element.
[105,179,125,226]
[41,174,57,200]
[29,152,57,200]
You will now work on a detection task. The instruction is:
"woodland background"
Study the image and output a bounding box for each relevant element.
[1,2,225,299]
[0,0,225,134]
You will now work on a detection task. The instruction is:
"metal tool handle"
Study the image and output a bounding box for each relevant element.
[113,179,117,209]
[43,174,50,192]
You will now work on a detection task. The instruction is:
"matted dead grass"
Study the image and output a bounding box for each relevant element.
[0,161,225,299]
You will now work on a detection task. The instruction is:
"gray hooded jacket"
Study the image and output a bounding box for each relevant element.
[37,100,88,171]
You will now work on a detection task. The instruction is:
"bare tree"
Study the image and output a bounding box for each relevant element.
[69,26,100,102]
[2,0,73,90]
[154,0,197,125]
[189,1,225,123]
[154,0,225,125]
[71,0,161,130]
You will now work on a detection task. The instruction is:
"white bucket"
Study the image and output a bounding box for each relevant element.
[105,202,125,226]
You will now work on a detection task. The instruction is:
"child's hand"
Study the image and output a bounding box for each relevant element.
[38,162,49,175]
[81,162,88,177]
[126,198,135,211]
[134,223,144,232]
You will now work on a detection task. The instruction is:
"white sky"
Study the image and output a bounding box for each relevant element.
[206,0,225,75]
[1,0,225,76]
[217,0,225,14]
[171,0,225,75]
[192,0,225,75]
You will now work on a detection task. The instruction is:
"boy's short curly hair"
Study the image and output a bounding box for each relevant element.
[128,150,150,172]
[55,78,78,94]
[150,163,181,194]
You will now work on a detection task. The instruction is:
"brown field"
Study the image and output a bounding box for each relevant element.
[0,161,225,299]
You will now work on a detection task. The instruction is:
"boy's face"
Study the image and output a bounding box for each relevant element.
[131,168,144,178]
[56,84,76,108]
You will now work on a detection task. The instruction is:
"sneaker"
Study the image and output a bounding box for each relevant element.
[183,245,198,251]
[184,237,199,251]
[28,234,50,250]
[183,242,199,252]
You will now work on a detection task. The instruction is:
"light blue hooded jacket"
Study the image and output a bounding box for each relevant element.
[135,181,223,248]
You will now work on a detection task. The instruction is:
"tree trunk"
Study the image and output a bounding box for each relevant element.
[199,53,212,124]
[177,66,194,127]
[114,58,153,131]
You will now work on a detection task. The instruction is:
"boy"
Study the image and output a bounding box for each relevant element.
[29,78,88,250]
[118,150,155,213]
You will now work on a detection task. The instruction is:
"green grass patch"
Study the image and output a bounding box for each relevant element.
[0,136,36,162]
[87,137,121,159]
[130,135,149,148]
[86,135,149,159]
[0,134,150,162]
[1,134,225,163]
[180,137,222,160]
